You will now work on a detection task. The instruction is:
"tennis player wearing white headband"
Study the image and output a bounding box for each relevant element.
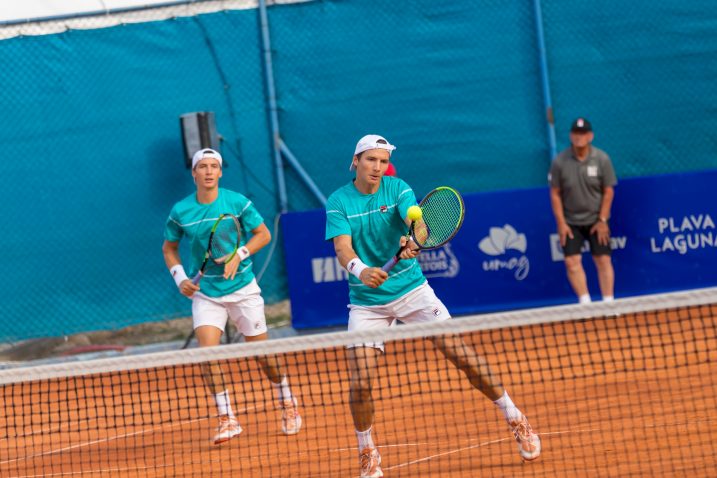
[162,148,302,445]
[326,134,541,477]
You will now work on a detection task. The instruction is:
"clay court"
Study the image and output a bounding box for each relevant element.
[2,304,715,477]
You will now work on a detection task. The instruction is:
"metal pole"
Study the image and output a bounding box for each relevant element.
[533,0,557,161]
[279,140,327,205]
[258,0,289,213]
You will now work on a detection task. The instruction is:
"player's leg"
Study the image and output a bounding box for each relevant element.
[399,283,541,461]
[564,225,591,303]
[245,333,303,435]
[245,333,282,382]
[192,295,242,444]
[392,285,495,393]
[589,232,614,301]
[194,326,225,393]
[229,280,301,435]
[346,304,391,478]
[430,334,504,399]
[347,345,383,478]
[430,334,540,459]
[347,346,381,432]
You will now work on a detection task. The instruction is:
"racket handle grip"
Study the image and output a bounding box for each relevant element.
[381,256,399,273]
[191,273,202,285]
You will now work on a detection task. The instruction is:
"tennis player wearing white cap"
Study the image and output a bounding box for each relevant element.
[162,148,302,444]
[326,135,541,477]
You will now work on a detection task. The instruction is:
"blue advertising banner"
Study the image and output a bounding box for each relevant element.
[283,170,717,329]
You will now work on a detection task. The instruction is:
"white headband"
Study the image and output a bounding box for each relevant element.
[350,134,396,171]
[192,148,223,169]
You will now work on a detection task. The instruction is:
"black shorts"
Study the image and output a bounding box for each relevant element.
[563,224,612,257]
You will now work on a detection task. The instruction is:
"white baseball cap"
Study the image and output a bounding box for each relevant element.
[192,148,223,169]
[350,134,396,171]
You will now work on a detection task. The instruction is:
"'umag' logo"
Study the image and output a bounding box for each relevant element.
[478,225,529,280]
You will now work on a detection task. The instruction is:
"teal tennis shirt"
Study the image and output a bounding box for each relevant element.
[325,176,426,306]
[164,188,263,298]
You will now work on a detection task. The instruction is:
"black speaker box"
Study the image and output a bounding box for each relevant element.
[180,112,221,168]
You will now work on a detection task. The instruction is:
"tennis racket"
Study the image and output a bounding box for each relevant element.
[192,213,241,284]
[381,186,465,272]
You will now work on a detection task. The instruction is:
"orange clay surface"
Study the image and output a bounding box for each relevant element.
[1,305,715,477]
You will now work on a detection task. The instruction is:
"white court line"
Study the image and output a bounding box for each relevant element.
[1,417,206,467]
[2,403,263,475]
[8,420,704,477]
[379,428,598,472]
[380,423,686,474]
[382,436,511,472]
[347,427,608,477]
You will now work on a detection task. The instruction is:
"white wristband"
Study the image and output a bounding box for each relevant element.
[238,246,251,261]
[170,264,189,288]
[346,257,368,279]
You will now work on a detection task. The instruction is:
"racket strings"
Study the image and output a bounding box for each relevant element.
[210,217,240,262]
[415,189,463,248]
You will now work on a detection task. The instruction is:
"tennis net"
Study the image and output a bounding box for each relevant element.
[1,287,716,477]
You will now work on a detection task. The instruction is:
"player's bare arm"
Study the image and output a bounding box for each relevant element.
[333,234,388,288]
[162,239,199,297]
[244,222,272,254]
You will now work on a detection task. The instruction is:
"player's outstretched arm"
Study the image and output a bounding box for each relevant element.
[333,235,387,288]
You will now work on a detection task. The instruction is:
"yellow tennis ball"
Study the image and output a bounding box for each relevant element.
[407,205,423,221]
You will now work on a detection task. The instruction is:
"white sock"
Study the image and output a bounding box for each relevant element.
[215,390,235,418]
[273,376,294,403]
[578,294,592,304]
[493,391,522,423]
[356,427,375,451]
[602,295,614,302]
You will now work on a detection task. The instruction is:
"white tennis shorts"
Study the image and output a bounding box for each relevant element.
[347,282,451,351]
[192,279,268,337]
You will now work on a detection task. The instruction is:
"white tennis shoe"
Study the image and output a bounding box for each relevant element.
[281,397,302,435]
[359,447,383,478]
[212,415,242,445]
[508,415,541,461]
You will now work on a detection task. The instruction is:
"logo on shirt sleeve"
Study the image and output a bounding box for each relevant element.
[380,205,388,213]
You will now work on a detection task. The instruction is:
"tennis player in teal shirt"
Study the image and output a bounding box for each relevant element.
[162,148,302,445]
[325,135,541,478]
